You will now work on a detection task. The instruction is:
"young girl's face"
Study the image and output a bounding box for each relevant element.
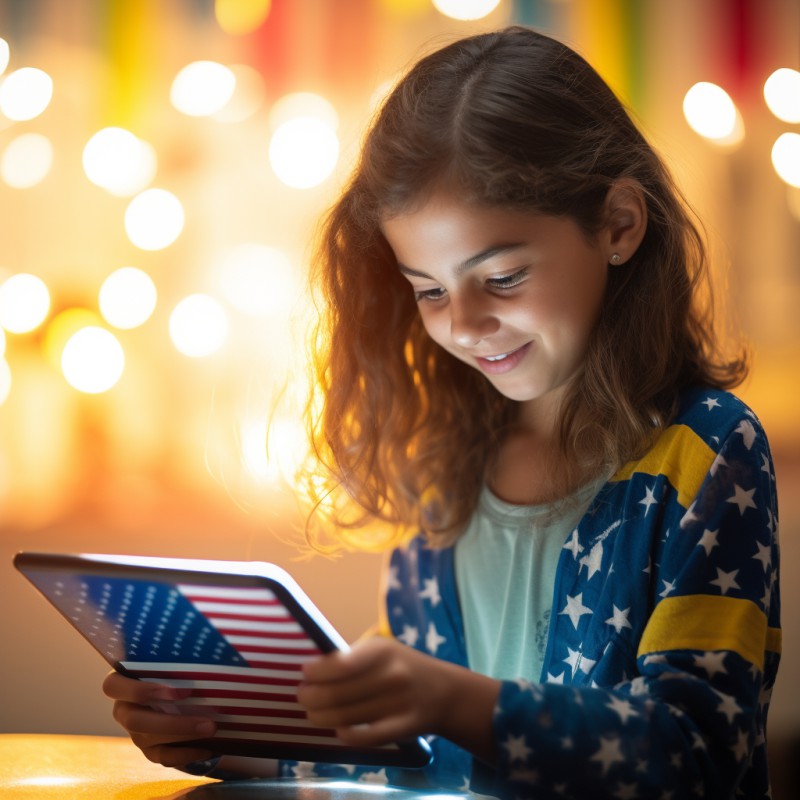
[382,191,610,427]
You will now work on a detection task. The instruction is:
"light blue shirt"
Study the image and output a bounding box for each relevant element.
[455,482,600,682]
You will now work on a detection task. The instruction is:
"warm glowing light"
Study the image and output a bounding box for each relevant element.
[125,189,185,250]
[83,127,157,196]
[213,64,265,123]
[683,82,742,143]
[0,67,53,120]
[432,0,501,20]
[61,326,125,394]
[0,358,10,405]
[1,132,53,188]
[772,133,800,188]
[0,273,50,333]
[170,61,236,117]
[0,326,4,356]
[43,308,102,369]
[0,38,9,75]
[215,0,271,35]
[269,117,339,189]
[218,243,299,316]
[169,294,228,357]
[269,92,339,130]
[764,68,800,124]
[99,267,157,329]
[787,187,800,223]
[242,417,307,483]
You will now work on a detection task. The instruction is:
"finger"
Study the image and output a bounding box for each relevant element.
[103,671,190,704]
[135,740,218,769]
[303,691,405,730]
[335,713,420,749]
[113,701,216,741]
[301,650,373,683]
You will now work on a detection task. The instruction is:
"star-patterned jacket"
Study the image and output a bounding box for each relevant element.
[279,387,781,799]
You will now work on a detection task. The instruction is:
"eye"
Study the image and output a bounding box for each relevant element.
[414,287,446,303]
[487,267,529,290]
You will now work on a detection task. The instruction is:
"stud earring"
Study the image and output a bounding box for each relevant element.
[610,253,622,265]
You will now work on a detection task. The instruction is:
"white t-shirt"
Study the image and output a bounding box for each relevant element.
[455,481,600,682]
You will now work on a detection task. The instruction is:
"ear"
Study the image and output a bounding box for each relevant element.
[602,179,647,265]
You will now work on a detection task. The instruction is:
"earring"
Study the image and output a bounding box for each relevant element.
[610,253,622,265]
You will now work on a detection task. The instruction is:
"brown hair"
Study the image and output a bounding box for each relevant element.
[301,26,747,550]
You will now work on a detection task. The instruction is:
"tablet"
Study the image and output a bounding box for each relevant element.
[13,551,432,769]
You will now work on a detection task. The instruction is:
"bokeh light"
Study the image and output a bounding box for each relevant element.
[99,267,157,329]
[772,132,800,188]
[0,37,9,75]
[82,127,157,196]
[218,243,299,317]
[432,0,501,21]
[0,273,51,334]
[43,308,102,369]
[213,64,265,123]
[125,188,185,250]
[215,0,271,35]
[269,117,339,189]
[269,92,339,130]
[764,68,800,124]
[241,416,307,484]
[61,326,125,394]
[1,132,53,188]
[683,82,743,144]
[169,294,228,357]
[170,60,236,117]
[0,357,10,405]
[0,67,53,121]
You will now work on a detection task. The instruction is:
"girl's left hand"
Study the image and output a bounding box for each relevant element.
[296,636,500,765]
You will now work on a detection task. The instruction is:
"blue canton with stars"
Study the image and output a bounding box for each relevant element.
[277,388,780,799]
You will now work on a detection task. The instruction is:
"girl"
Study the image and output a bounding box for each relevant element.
[104,27,781,799]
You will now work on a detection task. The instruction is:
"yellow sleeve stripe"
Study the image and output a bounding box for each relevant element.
[637,594,777,670]
[612,424,716,510]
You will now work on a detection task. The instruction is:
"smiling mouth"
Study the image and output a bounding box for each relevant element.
[474,342,531,374]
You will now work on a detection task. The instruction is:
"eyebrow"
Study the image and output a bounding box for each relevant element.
[396,243,526,279]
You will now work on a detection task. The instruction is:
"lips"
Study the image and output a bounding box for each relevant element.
[474,342,531,375]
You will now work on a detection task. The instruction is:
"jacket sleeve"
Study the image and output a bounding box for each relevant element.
[479,411,781,800]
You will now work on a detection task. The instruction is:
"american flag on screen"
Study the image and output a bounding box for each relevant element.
[59,574,354,752]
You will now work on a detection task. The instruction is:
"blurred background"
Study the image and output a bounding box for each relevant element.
[0,0,798,794]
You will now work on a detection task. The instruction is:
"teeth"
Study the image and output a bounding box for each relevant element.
[485,352,510,361]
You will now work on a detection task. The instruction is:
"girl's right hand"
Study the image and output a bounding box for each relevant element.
[102,671,218,768]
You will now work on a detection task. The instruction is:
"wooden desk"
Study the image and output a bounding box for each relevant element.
[0,734,476,799]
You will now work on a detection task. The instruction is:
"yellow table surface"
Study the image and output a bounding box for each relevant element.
[0,734,478,799]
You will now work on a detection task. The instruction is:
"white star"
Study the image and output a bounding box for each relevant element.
[579,541,604,580]
[605,605,632,634]
[761,453,772,476]
[590,736,625,775]
[564,646,581,675]
[503,733,533,763]
[359,768,388,784]
[614,781,639,799]
[659,579,676,598]
[702,397,721,411]
[680,501,700,529]
[424,622,446,655]
[736,419,757,450]
[693,651,728,678]
[691,731,707,750]
[386,566,402,591]
[563,528,583,558]
[418,577,441,607]
[639,484,658,516]
[559,592,593,629]
[606,695,638,724]
[714,690,743,724]
[397,624,419,647]
[696,528,719,556]
[727,484,757,515]
[752,541,771,572]
[710,567,740,595]
[291,761,318,778]
[731,728,750,762]
[546,671,565,684]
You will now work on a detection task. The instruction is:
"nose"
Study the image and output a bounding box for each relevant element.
[450,292,500,347]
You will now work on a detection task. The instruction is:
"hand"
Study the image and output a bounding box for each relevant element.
[102,671,217,768]
[297,637,500,764]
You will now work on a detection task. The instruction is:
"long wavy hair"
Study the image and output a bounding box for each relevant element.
[301,26,747,550]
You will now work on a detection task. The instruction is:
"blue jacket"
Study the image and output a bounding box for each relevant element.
[281,388,781,799]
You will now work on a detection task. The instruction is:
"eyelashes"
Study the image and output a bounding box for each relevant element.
[413,267,530,303]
